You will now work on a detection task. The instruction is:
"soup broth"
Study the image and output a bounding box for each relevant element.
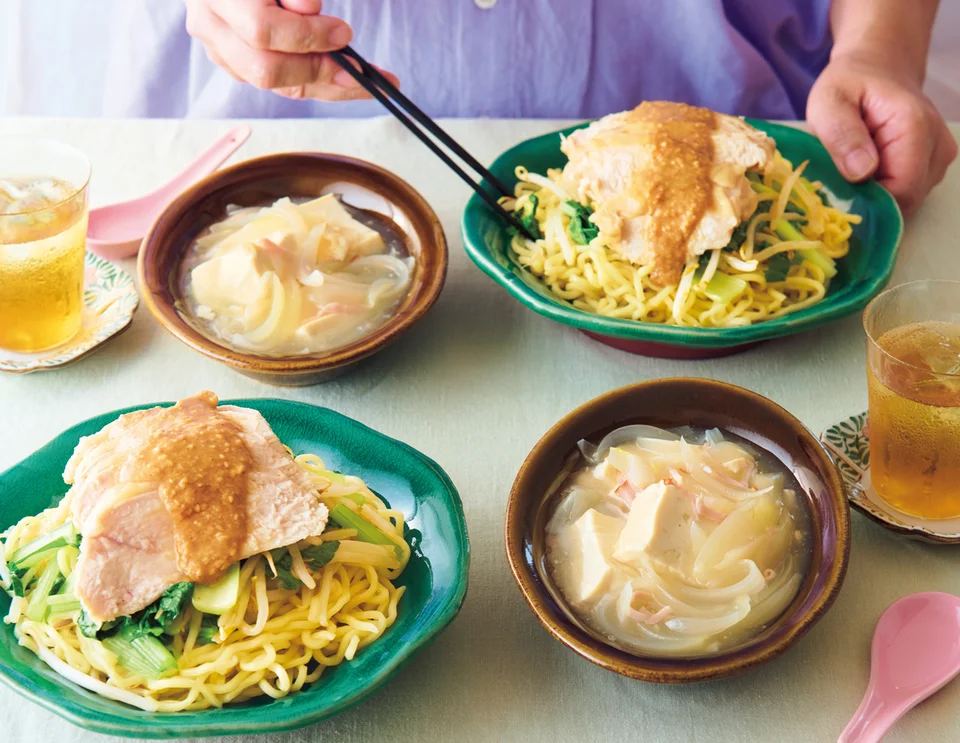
[545,425,811,658]
[179,194,413,358]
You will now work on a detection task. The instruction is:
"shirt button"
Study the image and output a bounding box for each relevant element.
[474,0,497,8]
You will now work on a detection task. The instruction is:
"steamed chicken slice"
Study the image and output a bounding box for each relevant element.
[560,101,775,285]
[64,392,328,623]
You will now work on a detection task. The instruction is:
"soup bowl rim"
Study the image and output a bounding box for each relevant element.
[504,377,851,683]
[138,151,448,375]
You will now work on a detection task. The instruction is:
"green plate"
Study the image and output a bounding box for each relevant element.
[0,399,469,738]
[461,119,903,356]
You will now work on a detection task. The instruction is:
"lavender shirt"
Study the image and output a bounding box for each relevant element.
[4,0,833,120]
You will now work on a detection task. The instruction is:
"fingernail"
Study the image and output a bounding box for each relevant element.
[330,24,352,48]
[844,147,876,181]
[333,69,358,88]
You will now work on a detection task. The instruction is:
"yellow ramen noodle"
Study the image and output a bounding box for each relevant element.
[1,454,410,712]
[504,152,861,327]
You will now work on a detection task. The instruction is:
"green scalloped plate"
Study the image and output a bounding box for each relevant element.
[0,399,469,738]
[461,119,903,358]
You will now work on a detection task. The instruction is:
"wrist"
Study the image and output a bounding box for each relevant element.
[829,1,931,86]
[828,45,925,88]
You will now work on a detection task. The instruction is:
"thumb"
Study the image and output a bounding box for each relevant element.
[808,85,879,183]
[278,0,323,14]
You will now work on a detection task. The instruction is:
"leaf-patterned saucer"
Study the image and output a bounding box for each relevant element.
[821,411,960,544]
[0,253,138,374]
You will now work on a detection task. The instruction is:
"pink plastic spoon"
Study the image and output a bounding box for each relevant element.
[839,592,960,743]
[86,125,251,260]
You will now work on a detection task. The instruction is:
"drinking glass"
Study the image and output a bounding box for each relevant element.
[864,280,960,519]
[0,138,91,352]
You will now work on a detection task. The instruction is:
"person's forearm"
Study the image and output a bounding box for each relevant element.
[829,0,940,83]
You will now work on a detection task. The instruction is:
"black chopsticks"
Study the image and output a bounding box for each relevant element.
[328,45,538,241]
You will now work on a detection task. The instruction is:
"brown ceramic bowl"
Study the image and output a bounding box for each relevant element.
[506,378,850,683]
[139,153,447,386]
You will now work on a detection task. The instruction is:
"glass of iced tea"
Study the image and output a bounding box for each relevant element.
[865,280,960,519]
[0,138,91,352]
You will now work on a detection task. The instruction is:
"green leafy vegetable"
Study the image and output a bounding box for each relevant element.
[196,616,220,646]
[59,569,77,596]
[784,200,805,218]
[773,218,806,244]
[764,253,792,282]
[301,541,340,569]
[45,593,81,615]
[90,582,194,642]
[702,273,748,305]
[271,550,301,590]
[690,252,748,306]
[77,583,193,675]
[772,219,837,278]
[155,582,193,627]
[797,247,837,278]
[560,200,599,245]
[101,624,178,680]
[77,610,100,638]
[121,582,194,638]
[271,541,340,591]
[25,558,62,622]
[725,220,750,252]
[330,504,400,557]
[10,521,80,568]
[4,562,30,597]
[9,571,24,598]
[511,194,541,239]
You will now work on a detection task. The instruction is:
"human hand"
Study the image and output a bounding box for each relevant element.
[184,0,398,102]
[807,52,957,216]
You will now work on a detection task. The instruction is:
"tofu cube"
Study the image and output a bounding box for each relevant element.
[562,508,624,604]
[613,482,694,576]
